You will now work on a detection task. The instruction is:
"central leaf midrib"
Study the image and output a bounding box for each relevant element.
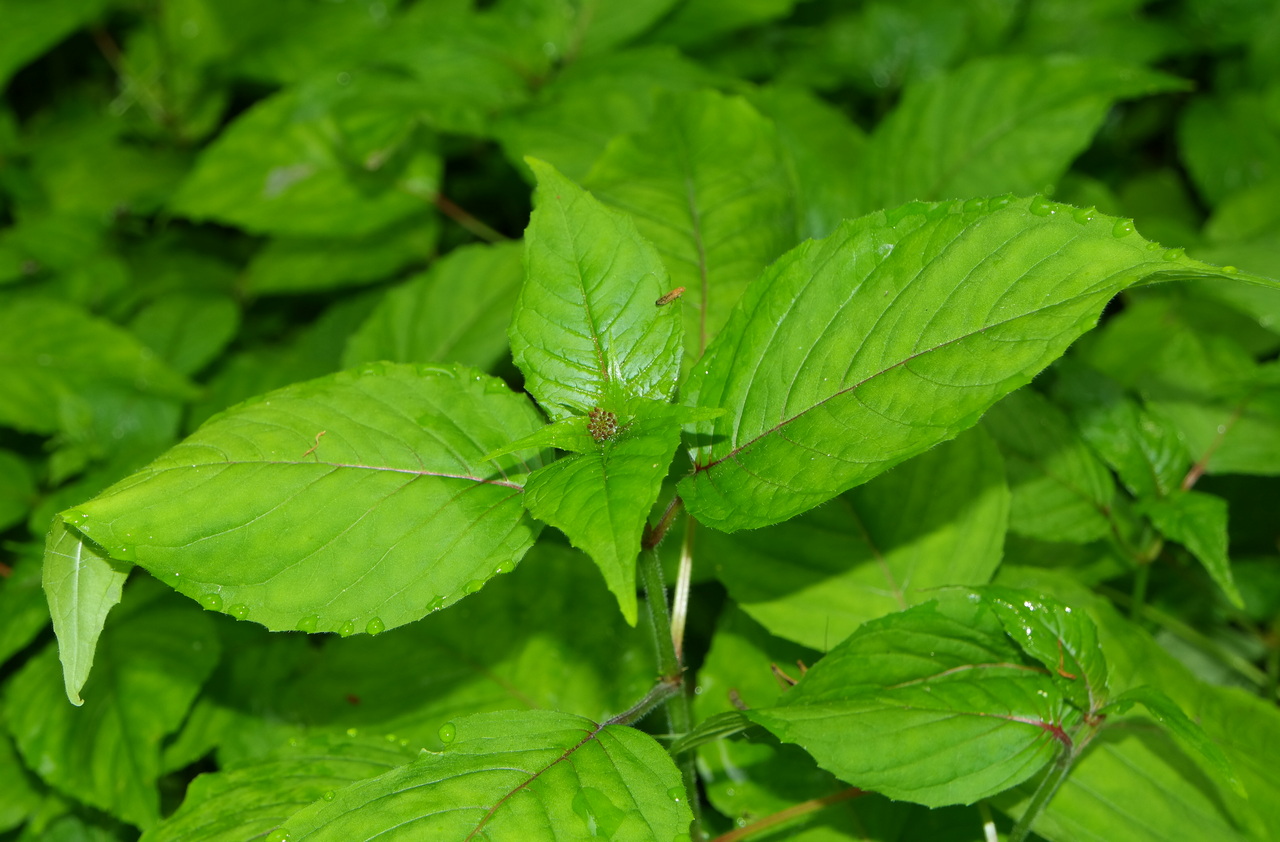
[145,460,525,490]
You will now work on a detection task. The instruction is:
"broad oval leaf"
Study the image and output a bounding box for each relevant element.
[748,592,1071,808]
[277,710,693,840]
[510,158,683,418]
[586,88,797,359]
[61,363,546,636]
[679,196,1264,532]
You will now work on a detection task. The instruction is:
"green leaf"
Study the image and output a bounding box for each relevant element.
[1101,686,1245,798]
[645,0,799,46]
[511,158,683,418]
[1051,360,1192,500]
[171,76,438,236]
[5,580,219,829]
[0,549,49,670]
[749,84,869,241]
[242,214,438,296]
[494,47,721,182]
[0,448,35,531]
[979,586,1109,713]
[493,0,677,60]
[277,710,693,840]
[140,733,415,842]
[0,0,108,88]
[679,196,1258,532]
[42,519,131,705]
[62,363,546,636]
[343,241,524,372]
[585,89,797,359]
[128,294,240,377]
[523,406,683,624]
[1179,89,1280,207]
[705,428,1009,651]
[0,713,42,834]
[982,388,1116,544]
[749,593,1069,808]
[855,56,1185,213]
[0,298,196,435]
[1136,490,1243,608]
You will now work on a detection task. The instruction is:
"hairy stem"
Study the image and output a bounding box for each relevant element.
[606,677,681,727]
[710,787,864,842]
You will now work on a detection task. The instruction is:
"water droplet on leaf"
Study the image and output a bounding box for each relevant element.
[296,615,319,633]
[265,830,290,842]
[667,786,684,802]
[200,593,223,612]
[1112,219,1135,238]
[1163,247,1185,261]
[1029,196,1053,216]
[322,790,336,801]
[346,727,360,737]
[338,620,356,637]
[438,722,457,744]
[230,604,249,620]
[426,596,445,612]
[1223,265,1238,274]
[464,579,484,594]
[1072,206,1095,224]
[963,197,985,213]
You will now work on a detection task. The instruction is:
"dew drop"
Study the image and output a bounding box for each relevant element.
[385,733,398,743]
[346,727,360,737]
[366,617,386,635]
[1145,240,1161,251]
[988,194,1013,210]
[1072,206,1096,224]
[200,593,223,612]
[963,197,985,213]
[493,561,514,576]
[338,620,356,637]
[1028,195,1053,216]
[1162,247,1185,261]
[230,604,249,621]
[322,790,336,801]
[426,596,445,612]
[1223,265,1239,274]
[1112,219,1135,238]
[463,579,484,594]
[438,722,457,744]
[296,615,319,633]
[667,786,685,802]
[265,830,290,842]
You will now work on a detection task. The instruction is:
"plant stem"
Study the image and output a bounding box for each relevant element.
[1130,560,1150,624]
[606,677,680,727]
[979,801,1000,842]
[640,547,701,836]
[1009,753,1073,842]
[710,787,863,842]
[671,519,695,662]
[431,193,509,243]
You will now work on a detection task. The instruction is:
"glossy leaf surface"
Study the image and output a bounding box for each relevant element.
[680,197,1260,532]
[511,159,682,418]
[750,592,1070,807]
[279,710,692,840]
[1137,490,1243,607]
[586,89,797,358]
[60,364,545,636]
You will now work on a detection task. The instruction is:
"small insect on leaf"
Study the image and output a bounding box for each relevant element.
[655,286,686,307]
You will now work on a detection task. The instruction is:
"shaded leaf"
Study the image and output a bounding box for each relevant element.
[1136,490,1243,607]
[0,448,35,531]
[278,710,693,840]
[6,581,218,829]
[62,363,546,636]
[983,388,1116,544]
[855,56,1185,213]
[42,519,131,705]
[586,88,797,359]
[128,294,240,377]
[705,429,1009,650]
[0,549,49,670]
[511,158,682,418]
[749,592,1069,808]
[140,733,415,842]
[680,196,1255,532]
[343,241,523,372]
[0,0,108,88]
[0,298,195,435]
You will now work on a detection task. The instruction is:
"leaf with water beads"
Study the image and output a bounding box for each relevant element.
[680,195,1274,532]
[277,710,692,840]
[59,363,547,638]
